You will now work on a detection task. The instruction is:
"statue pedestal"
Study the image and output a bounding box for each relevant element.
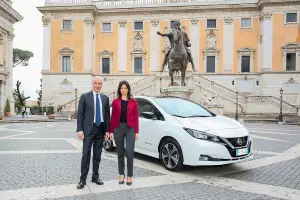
[160,86,193,99]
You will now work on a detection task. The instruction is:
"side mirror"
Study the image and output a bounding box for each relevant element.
[142,111,157,120]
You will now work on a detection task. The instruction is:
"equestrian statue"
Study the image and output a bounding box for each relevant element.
[157,21,196,86]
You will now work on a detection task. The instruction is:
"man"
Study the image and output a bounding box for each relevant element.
[157,21,196,72]
[76,76,110,189]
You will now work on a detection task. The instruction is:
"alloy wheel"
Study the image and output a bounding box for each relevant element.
[161,143,179,169]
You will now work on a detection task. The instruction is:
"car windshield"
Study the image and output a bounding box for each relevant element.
[153,97,215,118]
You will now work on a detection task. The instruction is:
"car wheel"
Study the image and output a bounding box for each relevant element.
[103,139,115,151]
[159,138,183,171]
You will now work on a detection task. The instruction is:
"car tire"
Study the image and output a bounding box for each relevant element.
[159,138,184,171]
[103,139,115,151]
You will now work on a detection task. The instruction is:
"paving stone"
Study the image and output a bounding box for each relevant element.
[0,139,77,151]
[0,153,162,191]
[223,157,300,190]
[251,153,272,160]
[14,131,77,138]
[250,131,300,143]
[47,182,285,200]
[251,138,295,153]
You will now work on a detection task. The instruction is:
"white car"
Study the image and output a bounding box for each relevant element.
[103,96,253,171]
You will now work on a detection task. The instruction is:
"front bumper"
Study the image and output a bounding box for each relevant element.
[182,135,253,166]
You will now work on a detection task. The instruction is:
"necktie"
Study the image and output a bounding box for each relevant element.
[96,94,101,126]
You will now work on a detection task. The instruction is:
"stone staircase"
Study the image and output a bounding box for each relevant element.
[58,73,299,122]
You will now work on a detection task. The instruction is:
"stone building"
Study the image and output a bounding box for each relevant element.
[0,0,23,115]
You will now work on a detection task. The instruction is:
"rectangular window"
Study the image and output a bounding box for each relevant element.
[206,56,215,73]
[241,56,250,72]
[286,53,296,71]
[207,19,216,29]
[286,13,297,23]
[102,23,111,32]
[134,57,143,73]
[62,56,71,72]
[241,18,251,28]
[102,58,110,73]
[134,21,143,31]
[63,20,72,30]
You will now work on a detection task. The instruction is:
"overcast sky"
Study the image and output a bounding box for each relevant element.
[12,0,43,100]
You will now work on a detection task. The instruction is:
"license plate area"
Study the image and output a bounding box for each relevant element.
[236,148,248,156]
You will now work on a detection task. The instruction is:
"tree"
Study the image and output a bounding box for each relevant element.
[13,48,34,68]
[13,80,30,108]
[37,79,42,107]
[4,98,10,113]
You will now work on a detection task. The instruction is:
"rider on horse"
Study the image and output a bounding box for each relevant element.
[157,21,196,72]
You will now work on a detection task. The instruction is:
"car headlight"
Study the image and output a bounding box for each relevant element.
[183,128,222,143]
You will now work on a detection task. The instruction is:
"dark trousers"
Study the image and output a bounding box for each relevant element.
[114,123,135,177]
[80,123,104,182]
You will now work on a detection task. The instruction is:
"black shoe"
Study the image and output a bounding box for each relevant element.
[119,175,125,184]
[92,177,104,185]
[127,181,132,186]
[77,181,86,189]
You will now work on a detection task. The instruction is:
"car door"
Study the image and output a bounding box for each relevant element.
[136,98,165,154]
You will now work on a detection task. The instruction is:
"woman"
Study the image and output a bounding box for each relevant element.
[109,80,139,186]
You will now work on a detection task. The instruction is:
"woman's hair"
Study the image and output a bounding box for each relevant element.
[117,80,132,99]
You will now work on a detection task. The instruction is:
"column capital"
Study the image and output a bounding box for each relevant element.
[118,21,127,28]
[260,12,272,22]
[42,17,50,26]
[224,17,233,25]
[191,19,199,26]
[84,18,94,26]
[151,20,159,27]
[7,32,14,41]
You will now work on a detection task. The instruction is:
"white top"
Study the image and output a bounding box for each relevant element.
[92,90,104,123]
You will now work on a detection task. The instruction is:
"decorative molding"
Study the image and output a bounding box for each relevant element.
[132,32,145,54]
[0,33,3,44]
[191,19,199,26]
[224,17,233,25]
[98,49,114,57]
[59,47,74,55]
[118,20,127,28]
[84,18,94,26]
[281,42,300,51]
[0,0,23,22]
[259,12,272,22]
[42,17,50,26]
[206,30,216,49]
[60,78,72,84]
[285,78,298,84]
[151,20,159,27]
[237,47,255,58]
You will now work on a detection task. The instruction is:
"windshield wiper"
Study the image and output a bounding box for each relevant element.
[187,115,211,118]
[171,114,187,118]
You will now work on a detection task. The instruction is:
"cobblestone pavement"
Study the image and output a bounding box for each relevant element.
[0,122,299,200]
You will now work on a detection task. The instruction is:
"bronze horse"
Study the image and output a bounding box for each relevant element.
[168,29,188,86]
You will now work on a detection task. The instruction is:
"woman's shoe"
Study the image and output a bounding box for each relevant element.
[127,177,132,186]
[119,175,125,184]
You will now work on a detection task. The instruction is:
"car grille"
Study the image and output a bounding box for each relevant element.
[224,140,252,158]
[226,136,248,147]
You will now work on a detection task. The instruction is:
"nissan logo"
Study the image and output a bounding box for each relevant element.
[237,138,243,146]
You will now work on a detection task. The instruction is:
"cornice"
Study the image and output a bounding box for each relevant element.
[37,5,97,14]
[258,0,300,8]
[0,0,23,22]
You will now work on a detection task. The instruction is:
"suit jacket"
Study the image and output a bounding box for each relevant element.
[109,98,139,134]
[76,91,110,136]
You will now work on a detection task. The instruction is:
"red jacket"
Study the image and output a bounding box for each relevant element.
[110,98,139,134]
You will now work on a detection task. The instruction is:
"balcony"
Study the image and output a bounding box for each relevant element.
[44,0,258,9]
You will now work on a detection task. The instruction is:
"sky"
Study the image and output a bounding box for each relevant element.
[12,0,44,100]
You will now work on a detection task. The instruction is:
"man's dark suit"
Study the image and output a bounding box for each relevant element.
[76,90,110,183]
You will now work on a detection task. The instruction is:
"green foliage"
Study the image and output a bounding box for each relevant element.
[13,48,34,67]
[4,98,10,113]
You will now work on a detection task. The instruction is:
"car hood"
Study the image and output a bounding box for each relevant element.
[174,115,244,132]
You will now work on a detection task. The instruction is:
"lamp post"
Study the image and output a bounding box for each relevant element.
[279,88,283,123]
[235,91,239,121]
[74,88,78,116]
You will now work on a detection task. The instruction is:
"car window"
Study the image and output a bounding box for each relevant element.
[153,97,215,118]
[136,99,164,121]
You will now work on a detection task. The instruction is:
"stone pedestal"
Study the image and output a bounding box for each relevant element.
[160,86,193,99]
